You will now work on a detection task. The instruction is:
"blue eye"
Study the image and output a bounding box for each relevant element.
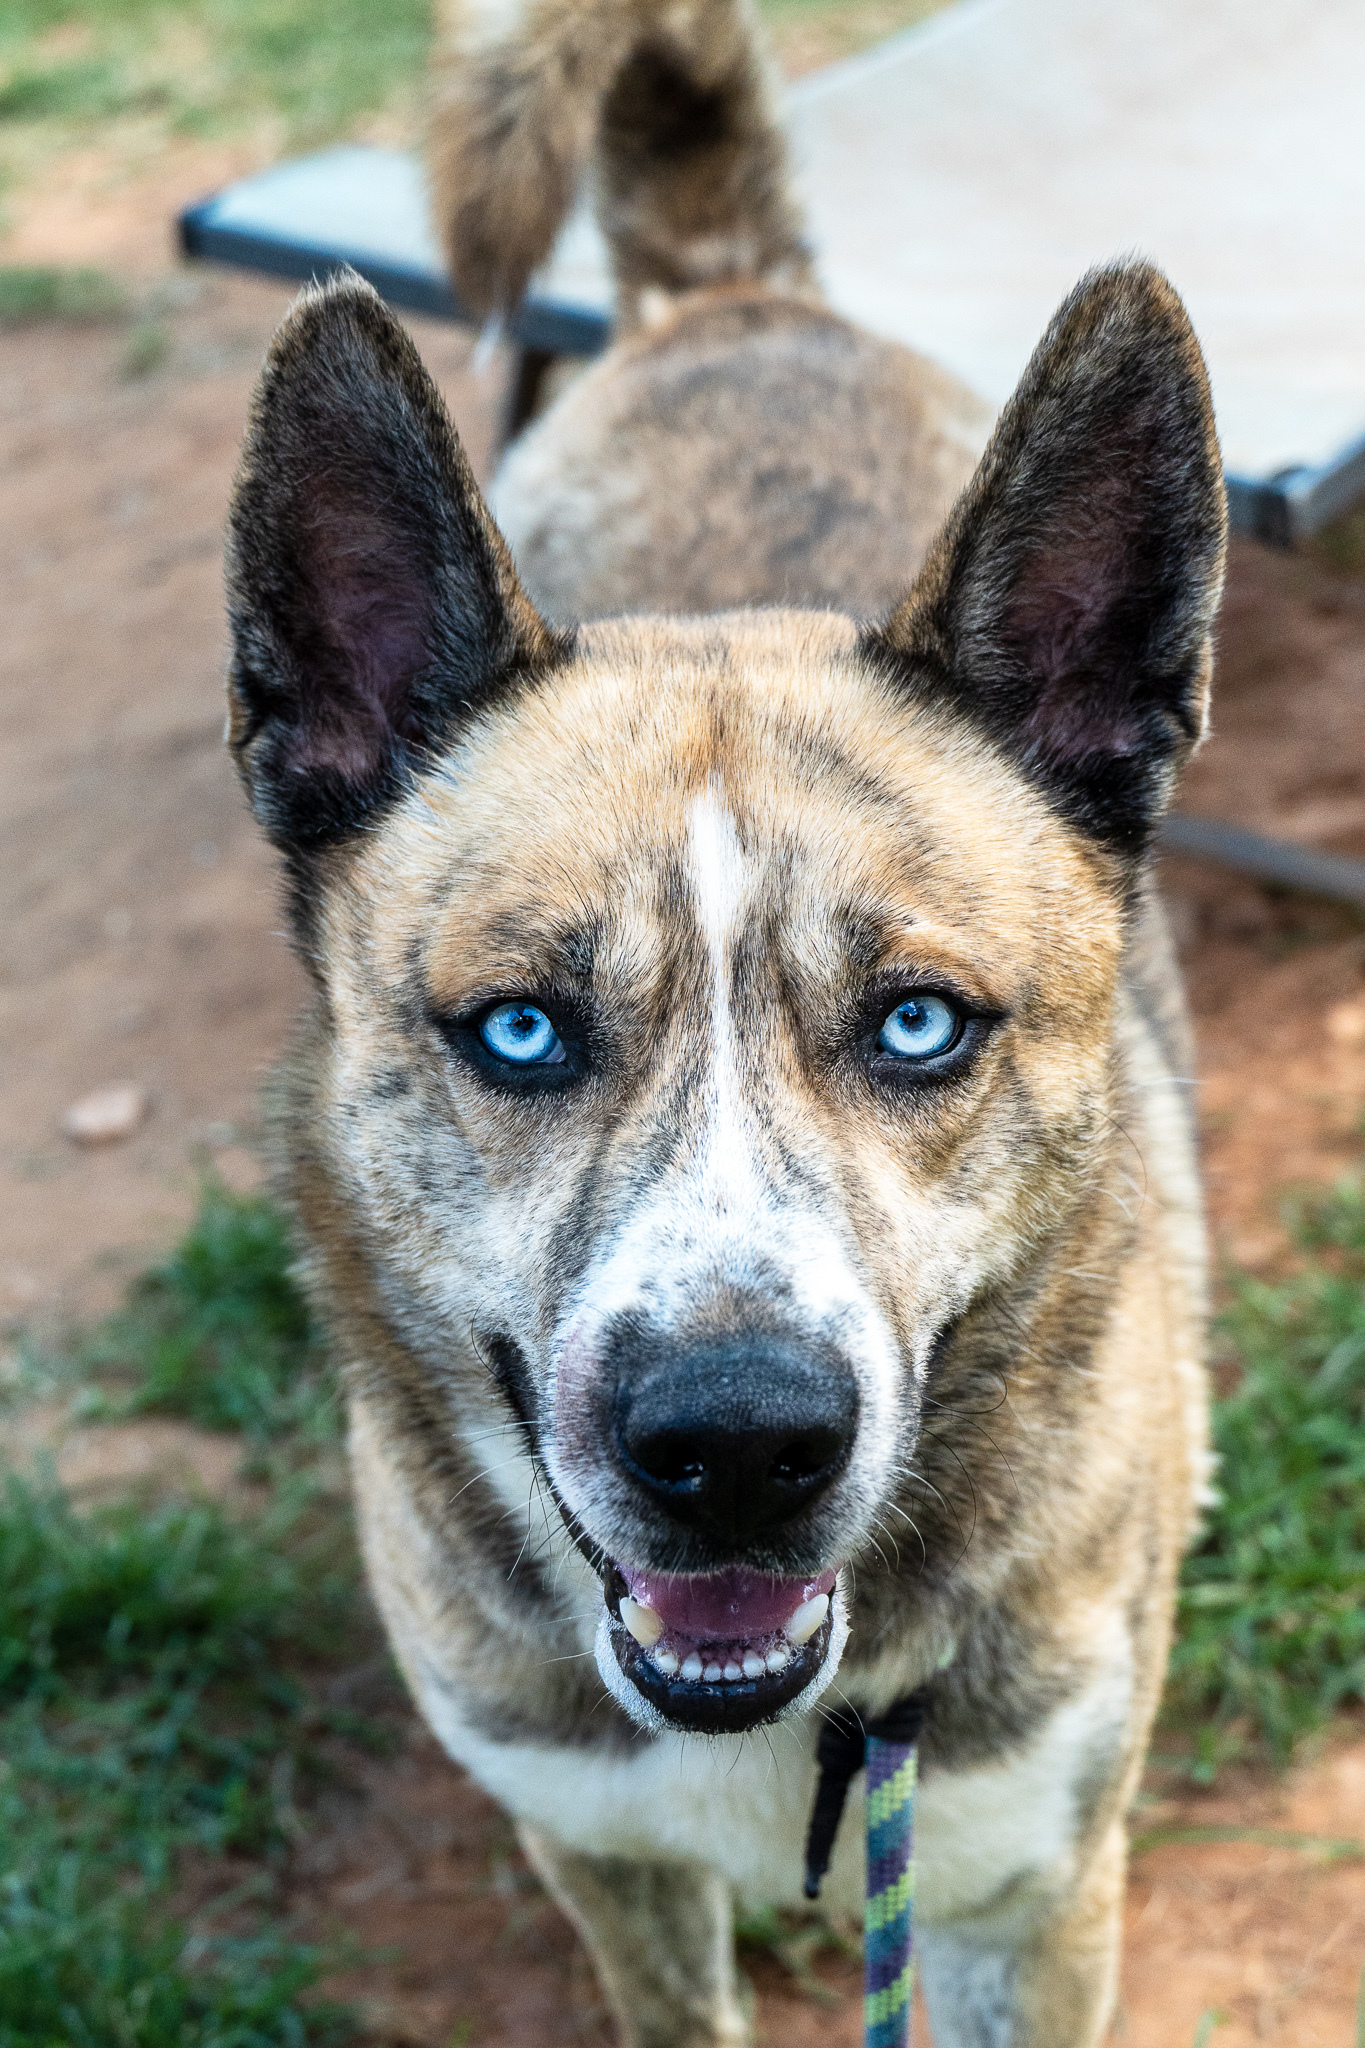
[877,995,960,1060]
[479,1002,565,1066]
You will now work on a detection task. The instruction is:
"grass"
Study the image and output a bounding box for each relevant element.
[0,1873,354,2048]
[1131,1824,1364,1862]
[0,1471,368,2043]
[758,0,949,72]
[735,1903,858,2006]
[0,0,432,153]
[1,1184,372,2046]
[1166,1171,1365,1771]
[0,263,127,324]
[0,263,171,375]
[119,315,171,374]
[75,1178,334,1446]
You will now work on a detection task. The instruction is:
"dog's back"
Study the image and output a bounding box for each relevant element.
[429,0,992,619]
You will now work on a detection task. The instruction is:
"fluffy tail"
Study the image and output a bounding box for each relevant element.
[428,0,813,328]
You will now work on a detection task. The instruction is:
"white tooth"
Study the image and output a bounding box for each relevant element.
[786,1594,829,1646]
[742,1653,765,1679]
[619,1596,663,1647]
[681,1652,704,1681]
[723,1661,743,1682]
[703,1662,724,1683]
[653,1648,680,1676]
[765,1645,791,1672]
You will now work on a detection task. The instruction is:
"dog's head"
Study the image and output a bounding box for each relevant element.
[227,265,1223,1735]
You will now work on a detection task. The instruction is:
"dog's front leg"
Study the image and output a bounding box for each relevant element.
[519,1825,751,2048]
[919,1816,1126,2048]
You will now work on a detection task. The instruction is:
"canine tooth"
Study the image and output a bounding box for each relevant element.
[681,1652,704,1682]
[786,1594,829,1646]
[765,1645,791,1673]
[703,1661,724,1683]
[619,1595,663,1647]
[723,1661,743,1682]
[742,1653,766,1679]
[653,1648,680,1676]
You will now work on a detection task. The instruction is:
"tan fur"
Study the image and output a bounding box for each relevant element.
[491,289,993,620]
[521,1829,750,2048]
[227,22,1225,2035]
[430,0,990,612]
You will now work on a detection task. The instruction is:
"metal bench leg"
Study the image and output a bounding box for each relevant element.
[502,343,560,447]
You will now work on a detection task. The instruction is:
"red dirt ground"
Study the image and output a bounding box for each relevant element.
[4,151,1365,2047]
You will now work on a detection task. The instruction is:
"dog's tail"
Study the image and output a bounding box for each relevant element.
[428,0,813,329]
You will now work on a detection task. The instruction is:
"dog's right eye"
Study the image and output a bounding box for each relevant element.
[479,1002,565,1066]
[877,994,961,1060]
[434,992,588,1096]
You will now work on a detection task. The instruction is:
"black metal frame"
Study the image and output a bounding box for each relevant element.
[177,203,611,362]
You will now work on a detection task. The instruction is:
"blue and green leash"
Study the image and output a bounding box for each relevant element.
[803,1693,928,2048]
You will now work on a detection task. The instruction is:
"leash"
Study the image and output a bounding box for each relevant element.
[803,1692,928,2048]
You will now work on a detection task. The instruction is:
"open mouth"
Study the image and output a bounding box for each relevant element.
[600,1561,843,1733]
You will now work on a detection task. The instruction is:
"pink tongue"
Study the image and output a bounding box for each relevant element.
[619,1564,836,1641]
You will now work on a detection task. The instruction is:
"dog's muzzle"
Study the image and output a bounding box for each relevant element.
[569,1325,860,1730]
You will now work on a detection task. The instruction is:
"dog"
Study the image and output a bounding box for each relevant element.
[224,2,1225,2040]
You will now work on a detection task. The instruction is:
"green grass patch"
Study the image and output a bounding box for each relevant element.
[0,1465,345,1699]
[0,1879,355,2048]
[0,0,433,163]
[77,1178,334,1444]
[1168,1172,1365,1770]
[0,57,133,122]
[119,316,171,376]
[735,1903,858,2005]
[0,1468,368,2044]
[0,1184,376,2043]
[0,264,127,325]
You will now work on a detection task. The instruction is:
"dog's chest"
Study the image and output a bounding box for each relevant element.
[413,1663,1126,1929]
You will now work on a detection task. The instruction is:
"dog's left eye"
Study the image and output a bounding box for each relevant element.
[479,1002,565,1066]
[877,994,961,1060]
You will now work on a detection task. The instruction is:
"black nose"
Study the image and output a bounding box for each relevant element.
[613,1337,858,1548]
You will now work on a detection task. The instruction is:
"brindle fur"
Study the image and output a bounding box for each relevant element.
[226,4,1225,2040]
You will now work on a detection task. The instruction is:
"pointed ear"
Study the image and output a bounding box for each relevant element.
[225,273,566,851]
[864,262,1226,858]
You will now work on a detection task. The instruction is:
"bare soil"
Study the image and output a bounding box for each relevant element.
[4,151,1365,2046]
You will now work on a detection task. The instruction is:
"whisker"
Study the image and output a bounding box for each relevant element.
[915,1426,978,1566]
[442,1451,533,1510]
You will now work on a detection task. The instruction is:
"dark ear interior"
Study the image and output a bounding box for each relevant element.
[225,272,565,852]
[865,261,1226,857]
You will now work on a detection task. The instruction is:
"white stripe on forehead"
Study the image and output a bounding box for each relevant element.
[686,780,753,962]
[686,782,759,1200]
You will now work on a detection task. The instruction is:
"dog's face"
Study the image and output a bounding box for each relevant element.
[311,619,1122,1728]
[226,266,1223,1735]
